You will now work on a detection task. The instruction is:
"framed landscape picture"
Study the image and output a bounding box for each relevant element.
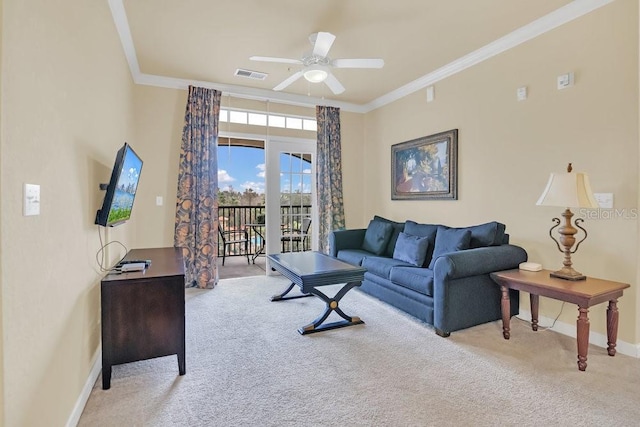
[391,129,458,200]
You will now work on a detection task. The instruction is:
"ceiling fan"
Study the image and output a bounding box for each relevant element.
[250,32,384,95]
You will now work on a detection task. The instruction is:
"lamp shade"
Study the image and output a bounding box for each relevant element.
[303,65,328,83]
[536,171,599,208]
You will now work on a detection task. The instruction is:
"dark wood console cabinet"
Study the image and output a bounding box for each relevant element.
[101,247,186,389]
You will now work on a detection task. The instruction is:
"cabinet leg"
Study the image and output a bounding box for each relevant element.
[102,365,112,390]
[178,352,186,375]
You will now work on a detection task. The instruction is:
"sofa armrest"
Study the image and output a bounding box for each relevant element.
[329,229,367,257]
[433,244,528,280]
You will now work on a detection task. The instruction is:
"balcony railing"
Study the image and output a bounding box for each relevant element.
[218,205,312,258]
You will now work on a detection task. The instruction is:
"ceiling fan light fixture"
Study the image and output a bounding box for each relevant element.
[303,65,328,83]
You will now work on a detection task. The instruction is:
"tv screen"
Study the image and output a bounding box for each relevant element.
[95,143,143,227]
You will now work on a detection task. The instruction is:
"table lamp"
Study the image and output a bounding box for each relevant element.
[536,163,599,280]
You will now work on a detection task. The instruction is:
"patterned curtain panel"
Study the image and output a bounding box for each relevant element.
[316,105,346,253]
[174,86,220,289]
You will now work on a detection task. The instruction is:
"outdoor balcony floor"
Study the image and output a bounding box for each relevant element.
[218,255,266,280]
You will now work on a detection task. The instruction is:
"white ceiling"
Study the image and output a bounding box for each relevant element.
[111,0,613,112]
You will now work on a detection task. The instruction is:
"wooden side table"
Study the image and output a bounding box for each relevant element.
[490,269,630,371]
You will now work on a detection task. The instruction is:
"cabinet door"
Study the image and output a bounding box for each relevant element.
[105,277,184,365]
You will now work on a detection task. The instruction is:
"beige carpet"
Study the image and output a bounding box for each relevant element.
[79,275,640,426]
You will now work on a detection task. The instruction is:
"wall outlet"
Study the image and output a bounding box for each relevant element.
[593,193,613,209]
[557,72,574,90]
[156,196,164,206]
[24,183,41,216]
[517,86,527,101]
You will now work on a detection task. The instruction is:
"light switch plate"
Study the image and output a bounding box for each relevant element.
[24,183,41,216]
[426,86,435,102]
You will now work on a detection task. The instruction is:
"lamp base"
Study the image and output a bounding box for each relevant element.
[550,267,586,281]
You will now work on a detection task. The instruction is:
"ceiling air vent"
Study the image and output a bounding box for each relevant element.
[234,69,268,80]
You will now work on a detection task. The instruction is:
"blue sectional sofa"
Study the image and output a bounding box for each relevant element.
[329,216,527,336]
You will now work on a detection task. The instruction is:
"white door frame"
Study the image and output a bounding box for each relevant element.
[265,137,317,273]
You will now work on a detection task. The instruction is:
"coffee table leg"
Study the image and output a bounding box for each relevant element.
[577,306,590,371]
[271,282,312,301]
[299,282,364,335]
[606,299,619,356]
[500,285,511,339]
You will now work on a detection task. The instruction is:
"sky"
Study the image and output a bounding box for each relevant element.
[217,146,265,194]
[217,146,312,194]
[116,145,142,190]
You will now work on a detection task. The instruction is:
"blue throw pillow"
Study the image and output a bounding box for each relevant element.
[428,226,472,269]
[466,221,507,248]
[373,216,406,257]
[393,232,430,267]
[361,220,394,255]
[404,220,439,267]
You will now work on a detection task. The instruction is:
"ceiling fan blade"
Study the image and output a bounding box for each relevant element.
[273,71,304,91]
[324,73,345,95]
[250,56,302,65]
[311,32,336,58]
[332,58,385,69]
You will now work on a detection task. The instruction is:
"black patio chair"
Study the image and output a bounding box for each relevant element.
[281,217,312,252]
[218,223,250,266]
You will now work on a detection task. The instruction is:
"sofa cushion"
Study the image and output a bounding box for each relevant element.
[389,266,435,296]
[392,232,430,267]
[404,220,439,267]
[362,256,412,279]
[374,215,406,257]
[428,226,472,269]
[361,220,394,255]
[466,221,507,248]
[336,249,371,266]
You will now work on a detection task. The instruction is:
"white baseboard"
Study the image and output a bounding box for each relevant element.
[66,346,102,427]
[517,310,640,358]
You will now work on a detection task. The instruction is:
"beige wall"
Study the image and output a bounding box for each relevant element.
[0,0,4,421]
[0,0,638,425]
[0,0,136,425]
[340,111,366,229]
[638,1,640,346]
[359,0,639,343]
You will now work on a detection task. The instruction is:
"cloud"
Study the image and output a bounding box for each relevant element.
[256,163,266,178]
[218,169,235,184]
[240,181,265,194]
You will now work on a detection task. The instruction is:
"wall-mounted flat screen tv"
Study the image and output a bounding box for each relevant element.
[95,143,143,227]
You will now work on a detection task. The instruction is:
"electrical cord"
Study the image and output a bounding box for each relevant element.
[516,302,565,331]
[95,226,128,273]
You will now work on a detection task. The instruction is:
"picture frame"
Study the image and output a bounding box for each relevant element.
[391,129,458,200]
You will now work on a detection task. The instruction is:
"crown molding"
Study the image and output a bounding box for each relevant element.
[109,0,615,114]
[108,0,140,77]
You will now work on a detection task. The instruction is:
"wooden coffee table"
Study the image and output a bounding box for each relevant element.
[268,252,367,335]
[491,269,630,371]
